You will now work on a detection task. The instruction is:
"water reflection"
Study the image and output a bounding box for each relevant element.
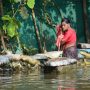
[0,66,90,90]
[58,80,76,90]
[43,71,76,90]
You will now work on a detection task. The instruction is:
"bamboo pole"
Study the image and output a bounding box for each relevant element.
[31,9,43,53]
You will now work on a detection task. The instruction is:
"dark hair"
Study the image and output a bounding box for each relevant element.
[61,18,70,24]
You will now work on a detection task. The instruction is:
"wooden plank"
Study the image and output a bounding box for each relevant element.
[77,43,90,48]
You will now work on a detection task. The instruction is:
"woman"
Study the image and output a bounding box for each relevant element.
[56,18,77,59]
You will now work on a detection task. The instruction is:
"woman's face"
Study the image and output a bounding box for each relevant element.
[61,21,70,31]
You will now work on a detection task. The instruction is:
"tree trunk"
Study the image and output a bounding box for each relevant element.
[82,0,90,43]
[31,9,43,53]
[0,0,7,51]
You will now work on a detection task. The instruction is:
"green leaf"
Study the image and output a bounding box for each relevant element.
[7,22,16,37]
[13,0,21,3]
[2,15,11,21]
[2,15,20,38]
[27,0,35,9]
[12,17,21,29]
[3,24,7,31]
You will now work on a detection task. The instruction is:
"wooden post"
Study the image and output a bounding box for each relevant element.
[82,0,90,43]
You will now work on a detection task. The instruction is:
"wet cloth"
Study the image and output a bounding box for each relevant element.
[56,24,64,50]
[62,46,78,59]
[56,24,62,36]
[56,34,64,50]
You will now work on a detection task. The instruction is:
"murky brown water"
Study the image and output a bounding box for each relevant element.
[0,65,90,90]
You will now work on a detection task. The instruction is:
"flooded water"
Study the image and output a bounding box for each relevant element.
[0,65,90,90]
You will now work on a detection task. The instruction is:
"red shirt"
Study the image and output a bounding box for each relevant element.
[62,28,76,45]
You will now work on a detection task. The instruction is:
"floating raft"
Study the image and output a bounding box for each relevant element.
[44,57,77,67]
[31,51,77,67]
[43,58,77,73]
